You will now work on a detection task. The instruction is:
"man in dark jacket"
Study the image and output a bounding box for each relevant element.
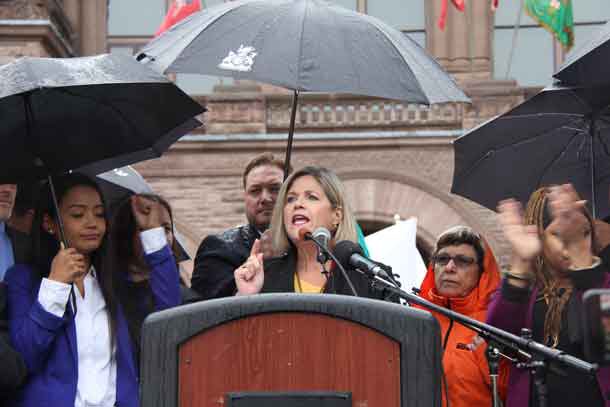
[0,183,28,400]
[191,154,287,299]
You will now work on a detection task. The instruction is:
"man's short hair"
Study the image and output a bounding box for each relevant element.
[434,225,485,267]
[242,153,290,189]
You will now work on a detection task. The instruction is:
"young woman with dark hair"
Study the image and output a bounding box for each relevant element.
[4,174,181,407]
[106,193,188,356]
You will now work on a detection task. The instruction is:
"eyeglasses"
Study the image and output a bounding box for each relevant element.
[433,254,477,268]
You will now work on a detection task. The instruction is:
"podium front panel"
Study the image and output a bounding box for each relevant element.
[141,294,442,407]
[178,312,400,407]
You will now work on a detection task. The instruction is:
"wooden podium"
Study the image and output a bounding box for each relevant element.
[140,293,442,407]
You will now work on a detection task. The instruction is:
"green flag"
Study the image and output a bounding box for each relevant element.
[525,0,574,50]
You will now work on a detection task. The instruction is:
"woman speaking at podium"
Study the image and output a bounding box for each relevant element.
[233,166,385,299]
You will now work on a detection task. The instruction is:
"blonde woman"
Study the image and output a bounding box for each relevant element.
[234,166,385,299]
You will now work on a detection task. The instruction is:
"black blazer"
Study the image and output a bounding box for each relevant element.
[191,224,258,299]
[261,248,393,301]
[1,226,29,399]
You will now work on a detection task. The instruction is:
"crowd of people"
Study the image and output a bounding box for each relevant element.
[0,152,609,406]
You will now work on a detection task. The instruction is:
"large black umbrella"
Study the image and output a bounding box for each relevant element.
[92,166,191,262]
[0,53,203,183]
[451,85,610,218]
[137,0,469,176]
[554,20,610,86]
[0,53,204,243]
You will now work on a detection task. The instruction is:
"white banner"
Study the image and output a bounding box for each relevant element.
[365,218,428,296]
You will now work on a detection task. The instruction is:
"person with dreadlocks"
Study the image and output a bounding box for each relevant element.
[487,184,610,407]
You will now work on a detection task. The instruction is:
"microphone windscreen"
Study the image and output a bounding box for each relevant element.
[333,240,364,268]
[312,227,331,241]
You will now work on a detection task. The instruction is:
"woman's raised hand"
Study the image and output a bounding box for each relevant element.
[497,198,541,262]
[547,184,588,240]
[548,184,594,269]
[234,239,265,295]
[131,195,163,231]
[48,246,87,284]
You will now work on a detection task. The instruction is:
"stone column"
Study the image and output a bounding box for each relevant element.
[447,1,470,74]
[80,0,108,55]
[425,0,449,69]
[470,0,493,79]
[425,0,493,79]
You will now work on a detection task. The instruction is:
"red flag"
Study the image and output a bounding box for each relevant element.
[155,0,201,37]
[438,0,466,30]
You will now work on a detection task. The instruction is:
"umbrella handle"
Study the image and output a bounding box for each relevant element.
[284,90,299,181]
[47,175,69,248]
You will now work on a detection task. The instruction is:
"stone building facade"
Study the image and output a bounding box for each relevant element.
[0,0,538,275]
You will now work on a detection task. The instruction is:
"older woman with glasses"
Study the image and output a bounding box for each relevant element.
[416,226,508,407]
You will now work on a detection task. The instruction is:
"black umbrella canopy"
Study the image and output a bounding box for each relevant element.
[0,53,204,183]
[451,85,610,218]
[554,20,610,86]
[139,0,469,104]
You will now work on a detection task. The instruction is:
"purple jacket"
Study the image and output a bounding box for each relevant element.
[5,245,181,407]
[487,273,610,407]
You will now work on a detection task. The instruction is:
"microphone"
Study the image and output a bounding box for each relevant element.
[333,240,393,281]
[311,227,331,264]
[303,227,332,264]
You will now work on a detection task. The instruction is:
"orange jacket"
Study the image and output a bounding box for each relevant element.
[416,245,508,407]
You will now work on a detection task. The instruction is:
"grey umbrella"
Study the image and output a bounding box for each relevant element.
[137,0,469,176]
[554,20,610,86]
[451,85,610,218]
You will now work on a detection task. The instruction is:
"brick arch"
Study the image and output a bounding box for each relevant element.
[340,172,490,252]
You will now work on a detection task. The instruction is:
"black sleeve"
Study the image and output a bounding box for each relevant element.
[500,278,532,302]
[599,245,610,270]
[0,283,27,392]
[191,236,242,300]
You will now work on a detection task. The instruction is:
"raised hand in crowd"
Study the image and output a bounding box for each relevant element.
[497,198,540,287]
[234,238,264,295]
[131,194,168,232]
[546,183,593,269]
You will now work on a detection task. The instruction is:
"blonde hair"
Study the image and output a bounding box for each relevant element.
[270,166,358,253]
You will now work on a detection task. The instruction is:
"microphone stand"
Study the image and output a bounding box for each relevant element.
[305,234,359,297]
[356,270,597,407]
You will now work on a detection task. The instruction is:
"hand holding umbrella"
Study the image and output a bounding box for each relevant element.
[47,247,87,285]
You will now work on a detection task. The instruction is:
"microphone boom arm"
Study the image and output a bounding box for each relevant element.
[357,269,597,375]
